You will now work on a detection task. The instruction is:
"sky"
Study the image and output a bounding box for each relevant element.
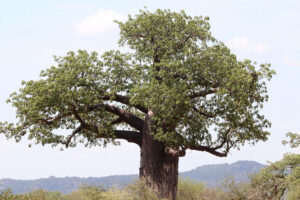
[0,0,300,179]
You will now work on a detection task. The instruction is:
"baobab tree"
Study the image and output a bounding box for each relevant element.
[0,9,274,200]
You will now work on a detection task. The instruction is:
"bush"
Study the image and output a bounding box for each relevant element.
[64,185,104,200]
[177,178,205,200]
[126,180,161,200]
[248,154,300,200]
[0,189,20,200]
[101,187,131,200]
[287,183,300,200]
[3,167,300,200]
[25,189,63,200]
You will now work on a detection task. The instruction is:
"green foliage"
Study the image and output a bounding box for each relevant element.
[283,132,300,148]
[100,187,132,200]
[220,177,249,200]
[25,190,63,200]
[126,180,161,200]
[248,153,300,200]
[177,178,205,200]
[0,180,215,200]
[64,185,105,200]
[62,181,161,200]
[287,183,300,200]
[0,189,64,200]
[6,175,300,200]
[0,189,21,200]
[0,8,274,155]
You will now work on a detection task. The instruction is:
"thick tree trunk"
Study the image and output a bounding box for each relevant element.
[139,111,179,200]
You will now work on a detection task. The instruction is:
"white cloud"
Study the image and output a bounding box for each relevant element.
[226,37,269,54]
[74,9,125,36]
[284,57,300,67]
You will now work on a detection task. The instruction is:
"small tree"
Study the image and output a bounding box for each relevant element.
[248,153,300,200]
[0,9,274,200]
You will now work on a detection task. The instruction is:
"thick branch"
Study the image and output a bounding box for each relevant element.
[100,93,148,114]
[186,136,239,157]
[110,117,124,125]
[165,147,186,157]
[64,126,142,147]
[187,144,228,157]
[77,83,148,114]
[103,104,144,132]
[69,105,143,147]
[179,128,236,157]
[89,123,142,146]
[86,103,144,132]
[113,130,142,146]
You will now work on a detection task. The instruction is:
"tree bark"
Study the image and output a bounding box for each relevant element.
[139,111,179,200]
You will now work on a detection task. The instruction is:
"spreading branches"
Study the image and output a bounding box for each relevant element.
[99,93,148,114]
[1,9,274,158]
[63,126,142,147]
[186,139,239,157]
[61,104,143,147]
[64,100,144,147]
[170,128,239,157]
[86,103,144,132]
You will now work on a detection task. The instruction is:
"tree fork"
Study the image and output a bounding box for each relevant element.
[140,111,179,200]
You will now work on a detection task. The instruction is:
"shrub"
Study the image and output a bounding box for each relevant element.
[177,178,205,200]
[64,185,105,200]
[126,180,161,200]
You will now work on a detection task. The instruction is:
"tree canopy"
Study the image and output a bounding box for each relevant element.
[0,9,274,156]
[249,153,300,199]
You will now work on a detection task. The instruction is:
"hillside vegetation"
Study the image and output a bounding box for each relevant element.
[0,179,252,200]
[1,154,299,200]
[0,161,264,194]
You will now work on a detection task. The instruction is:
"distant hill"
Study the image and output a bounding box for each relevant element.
[0,160,265,194]
[0,175,137,194]
[181,160,265,186]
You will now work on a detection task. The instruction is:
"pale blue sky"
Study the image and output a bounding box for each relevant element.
[0,0,299,179]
